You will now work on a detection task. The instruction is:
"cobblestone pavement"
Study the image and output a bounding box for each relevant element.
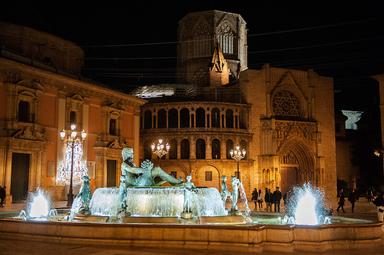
[0,199,383,255]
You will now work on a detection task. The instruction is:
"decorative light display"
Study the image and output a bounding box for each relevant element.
[56,140,88,185]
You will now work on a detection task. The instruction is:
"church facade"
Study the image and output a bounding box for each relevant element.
[139,10,337,205]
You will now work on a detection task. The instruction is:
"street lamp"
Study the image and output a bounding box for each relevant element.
[151,139,170,160]
[230,145,246,180]
[59,124,87,206]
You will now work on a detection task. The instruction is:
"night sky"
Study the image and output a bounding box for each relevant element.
[2,2,384,110]
[2,1,384,186]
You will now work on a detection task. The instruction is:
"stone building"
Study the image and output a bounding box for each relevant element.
[136,10,337,205]
[0,22,145,203]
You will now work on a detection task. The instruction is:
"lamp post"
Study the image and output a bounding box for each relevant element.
[230,145,246,180]
[151,139,170,162]
[59,124,87,206]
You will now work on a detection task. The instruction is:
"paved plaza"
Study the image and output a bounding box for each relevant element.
[0,199,383,255]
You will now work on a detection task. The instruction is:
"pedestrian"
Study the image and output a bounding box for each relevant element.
[348,188,358,213]
[264,188,272,212]
[373,193,384,222]
[367,187,373,204]
[336,188,345,213]
[251,188,258,211]
[257,189,263,210]
[273,187,282,213]
[0,186,6,207]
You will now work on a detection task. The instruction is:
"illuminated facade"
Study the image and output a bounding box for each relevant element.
[138,10,337,205]
[0,22,145,202]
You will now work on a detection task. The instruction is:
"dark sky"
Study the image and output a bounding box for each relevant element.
[2,1,384,109]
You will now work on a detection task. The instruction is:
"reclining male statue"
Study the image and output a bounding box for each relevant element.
[120,147,182,187]
[118,147,182,213]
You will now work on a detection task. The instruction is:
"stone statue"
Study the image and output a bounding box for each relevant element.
[120,147,182,187]
[231,176,240,212]
[182,175,197,213]
[76,175,92,214]
[220,175,231,204]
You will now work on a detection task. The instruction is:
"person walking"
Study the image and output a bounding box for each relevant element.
[251,188,258,211]
[348,188,358,213]
[373,193,384,222]
[257,189,263,210]
[336,188,345,213]
[273,187,282,213]
[0,186,6,207]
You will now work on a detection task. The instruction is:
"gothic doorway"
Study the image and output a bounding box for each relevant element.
[193,165,220,190]
[11,153,30,201]
[278,140,315,193]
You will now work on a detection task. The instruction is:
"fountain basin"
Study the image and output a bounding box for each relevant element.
[90,187,227,217]
[0,217,382,253]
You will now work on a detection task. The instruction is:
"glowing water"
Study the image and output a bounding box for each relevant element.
[29,190,50,218]
[18,188,57,220]
[89,187,227,217]
[283,183,331,225]
[90,188,120,216]
[294,189,318,225]
[239,182,251,216]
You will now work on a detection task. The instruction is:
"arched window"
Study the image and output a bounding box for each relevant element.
[158,109,166,128]
[196,107,205,128]
[240,140,248,159]
[217,22,234,54]
[272,90,302,118]
[169,139,177,159]
[181,139,190,159]
[196,139,206,159]
[69,111,77,125]
[144,110,152,129]
[226,109,234,128]
[180,108,190,128]
[18,101,30,122]
[211,108,220,128]
[226,139,234,159]
[109,119,117,135]
[168,108,178,128]
[212,139,221,159]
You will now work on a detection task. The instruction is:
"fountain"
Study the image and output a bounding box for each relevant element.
[18,188,57,221]
[281,183,331,225]
[1,149,382,253]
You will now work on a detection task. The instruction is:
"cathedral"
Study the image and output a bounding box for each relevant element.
[136,10,337,205]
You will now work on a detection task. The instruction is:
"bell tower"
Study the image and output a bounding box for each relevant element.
[177,10,248,86]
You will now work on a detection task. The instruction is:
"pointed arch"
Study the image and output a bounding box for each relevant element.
[278,139,316,191]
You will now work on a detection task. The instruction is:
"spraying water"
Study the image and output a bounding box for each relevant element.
[238,182,251,216]
[19,188,57,220]
[282,183,331,225]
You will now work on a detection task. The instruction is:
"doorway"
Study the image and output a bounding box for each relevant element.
[280,166,298,193]
[11,153,30,202]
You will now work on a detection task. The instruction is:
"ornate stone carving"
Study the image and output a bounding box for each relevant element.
[275,121,316,151]
[13,126,45,141]
[272,90,301,117]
